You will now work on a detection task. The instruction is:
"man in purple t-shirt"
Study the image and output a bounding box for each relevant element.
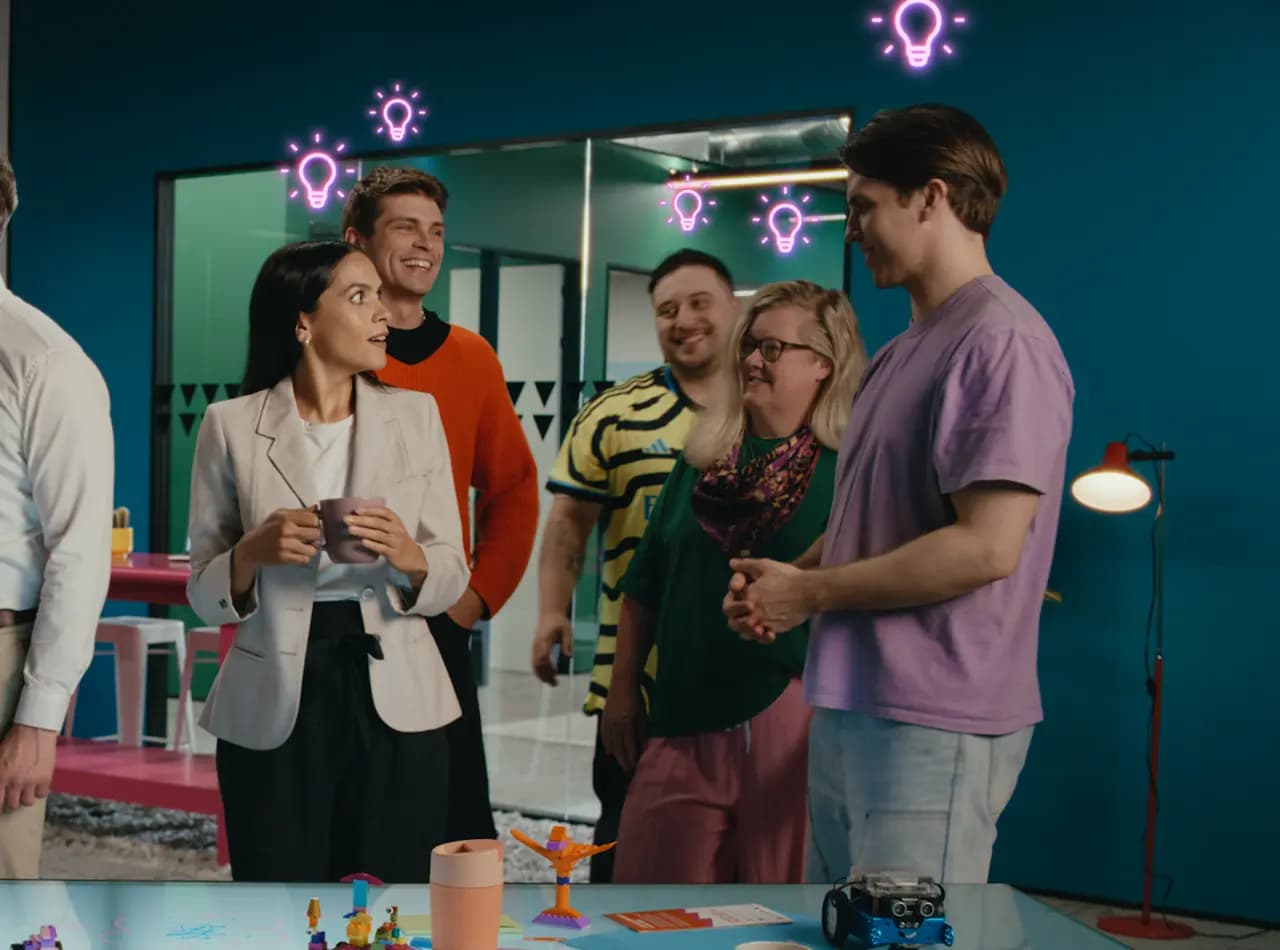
[724,105,1074,884]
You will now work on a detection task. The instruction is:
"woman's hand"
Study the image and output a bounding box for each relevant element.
[230,507,321,605]
[345,506,428,581]
[235,508,322,569]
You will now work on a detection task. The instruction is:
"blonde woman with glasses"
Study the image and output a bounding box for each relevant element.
[601,280,867,883]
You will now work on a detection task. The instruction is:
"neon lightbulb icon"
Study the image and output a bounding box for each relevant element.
[896,0,942,66]
[298,153,337,209]
[673,190,703,231]
[752,186,812,255]
[369,83,429,143]
[870,1,966,69]
[660,173,715,232]
[281,133,357,211]
[768,203,804,252]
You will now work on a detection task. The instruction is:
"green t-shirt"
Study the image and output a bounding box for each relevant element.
[618,436,836,738]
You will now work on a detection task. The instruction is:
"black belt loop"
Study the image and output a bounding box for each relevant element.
[0,606,38,627]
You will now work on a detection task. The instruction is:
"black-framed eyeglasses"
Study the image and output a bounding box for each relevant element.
[739,335,814,362]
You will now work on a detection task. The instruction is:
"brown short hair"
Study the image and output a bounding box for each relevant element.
[340,166,449,237]
[840,104,1007,239]
[0,155,17,234]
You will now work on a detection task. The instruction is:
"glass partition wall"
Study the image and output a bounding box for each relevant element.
[154,109,853,822]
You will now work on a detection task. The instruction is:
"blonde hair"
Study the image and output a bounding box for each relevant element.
[684,280,868,470]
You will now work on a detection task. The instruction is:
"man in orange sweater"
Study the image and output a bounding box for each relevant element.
[342,167,538,841]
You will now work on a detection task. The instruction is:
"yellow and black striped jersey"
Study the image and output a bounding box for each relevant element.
[547,366,695,714]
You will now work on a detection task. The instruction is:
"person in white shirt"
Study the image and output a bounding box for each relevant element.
[0,154,114,878]
[186,240,468,882]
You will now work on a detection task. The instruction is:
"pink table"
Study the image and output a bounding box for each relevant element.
[108,553,193,605]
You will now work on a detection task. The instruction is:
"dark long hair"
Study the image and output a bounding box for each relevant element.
[241,240,359,395]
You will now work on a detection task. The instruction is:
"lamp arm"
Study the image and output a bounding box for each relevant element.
[1129,449,1175,463]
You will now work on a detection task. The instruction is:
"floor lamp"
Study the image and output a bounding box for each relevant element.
[1070,437,1192,940]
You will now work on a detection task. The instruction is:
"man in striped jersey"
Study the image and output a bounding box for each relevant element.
[531,249,737,882]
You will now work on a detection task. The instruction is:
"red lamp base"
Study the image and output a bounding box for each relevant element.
[1097,914,1195,940]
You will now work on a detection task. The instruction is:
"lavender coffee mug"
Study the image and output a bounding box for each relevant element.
[318,496,385,564]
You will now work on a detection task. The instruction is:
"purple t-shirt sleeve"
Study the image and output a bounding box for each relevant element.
[933,329,1073,496]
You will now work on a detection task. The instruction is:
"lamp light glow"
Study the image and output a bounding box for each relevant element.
[1069,441,1153,513]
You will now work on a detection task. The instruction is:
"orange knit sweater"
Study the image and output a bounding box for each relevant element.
[377,325,539,617]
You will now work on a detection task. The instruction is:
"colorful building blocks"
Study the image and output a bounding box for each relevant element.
[510,826,615,929]
[373,906,399,944]
[9,925,61,950]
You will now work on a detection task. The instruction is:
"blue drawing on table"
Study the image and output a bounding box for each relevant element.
[167,924,230,940]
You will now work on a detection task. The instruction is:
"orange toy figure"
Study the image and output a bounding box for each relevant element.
[307,898,322,932]
[510,825,615,929]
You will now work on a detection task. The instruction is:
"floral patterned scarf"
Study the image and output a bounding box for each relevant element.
[691,426,820,558]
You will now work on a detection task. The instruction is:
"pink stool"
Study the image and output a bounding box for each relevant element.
[173,626,224,753]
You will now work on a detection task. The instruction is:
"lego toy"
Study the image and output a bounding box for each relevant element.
[308,898,322,932]
[9,925,61,950]
[373,906,400,944]
[349,879,370,915]
[343,912,374,948]
[821,872,955,949]
[340,872,385,887]
[510,825,615,929]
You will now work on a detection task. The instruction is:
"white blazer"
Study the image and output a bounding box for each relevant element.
[186,375,468,750]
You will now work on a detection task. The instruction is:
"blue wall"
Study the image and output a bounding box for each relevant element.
[10,0,1278,922]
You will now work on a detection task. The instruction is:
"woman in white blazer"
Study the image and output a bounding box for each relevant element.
[186,241,469,883]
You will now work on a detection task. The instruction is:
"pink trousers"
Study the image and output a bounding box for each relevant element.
[613,678,811,884]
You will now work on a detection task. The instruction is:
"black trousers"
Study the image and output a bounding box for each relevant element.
[216,602,449,883]
[590,715,634,882]
[429,613,498,841]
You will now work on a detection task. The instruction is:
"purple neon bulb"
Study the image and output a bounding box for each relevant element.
[871,0,965,69]
[767,202,804,253]
[370,83,429,142]
[660,175,715,231]
[298,152,338,209]
[895,0,944,67]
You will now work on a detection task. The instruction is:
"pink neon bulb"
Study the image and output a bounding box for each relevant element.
[894,0,944,68]
[381,98,413,142]
[767,202,804,253]
[297,151,338,209]
[672,189,703,232]
[371,83,429,142]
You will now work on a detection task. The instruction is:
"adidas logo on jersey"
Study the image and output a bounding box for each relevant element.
[643,438,672,455]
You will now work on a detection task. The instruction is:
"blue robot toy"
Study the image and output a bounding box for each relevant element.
[822,872,955,949]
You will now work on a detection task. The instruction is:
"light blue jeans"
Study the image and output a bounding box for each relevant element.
[806,708,1034,885]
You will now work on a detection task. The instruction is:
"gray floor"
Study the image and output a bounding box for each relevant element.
[164,668,598,823]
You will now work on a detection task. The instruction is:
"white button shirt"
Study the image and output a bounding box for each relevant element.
[0,274,113,731]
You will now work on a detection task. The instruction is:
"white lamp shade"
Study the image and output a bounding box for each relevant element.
[1070,468,1153,513]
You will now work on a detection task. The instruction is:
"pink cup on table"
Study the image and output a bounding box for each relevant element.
[429,839,504,950]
